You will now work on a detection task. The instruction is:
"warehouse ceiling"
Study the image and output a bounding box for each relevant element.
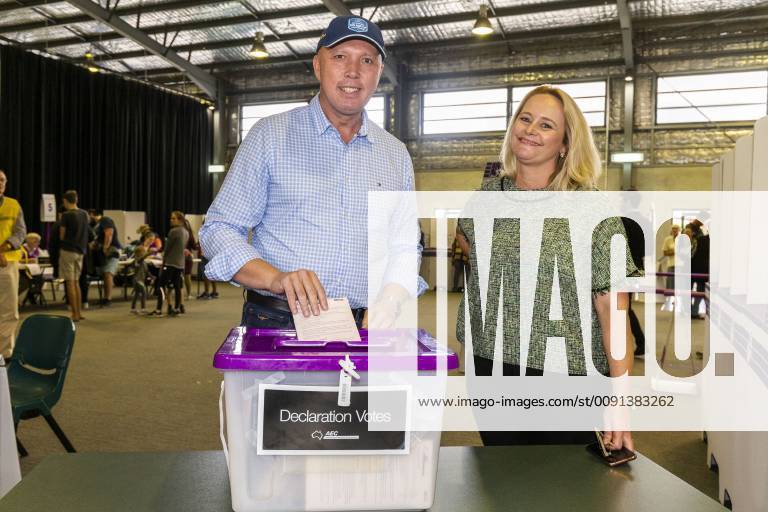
[1,0,767,98]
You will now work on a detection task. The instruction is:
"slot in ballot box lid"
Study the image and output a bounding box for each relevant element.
[213,327,457,372]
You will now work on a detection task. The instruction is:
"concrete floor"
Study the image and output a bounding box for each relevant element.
[12,283,718,501]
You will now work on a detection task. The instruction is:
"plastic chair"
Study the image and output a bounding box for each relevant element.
[8,314,76,456]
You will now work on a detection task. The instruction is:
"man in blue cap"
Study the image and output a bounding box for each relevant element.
[200,16,422,329]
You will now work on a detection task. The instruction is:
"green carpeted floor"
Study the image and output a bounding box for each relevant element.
[14,284,718,501]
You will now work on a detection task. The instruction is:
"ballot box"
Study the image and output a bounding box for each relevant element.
[214,327,457,512]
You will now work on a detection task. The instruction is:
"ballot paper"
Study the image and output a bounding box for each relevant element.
[293,297,361,342]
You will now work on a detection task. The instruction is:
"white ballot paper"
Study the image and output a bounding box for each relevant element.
[293,297,362,342]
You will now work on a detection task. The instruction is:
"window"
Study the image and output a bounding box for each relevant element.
[422,88,508,135]
[511,81,607,127]
[656,71,768,124]
[366,95,386,128]
[239,96,386,141]
[240,101,307,141]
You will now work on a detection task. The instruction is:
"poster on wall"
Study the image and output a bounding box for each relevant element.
[40,194,56,223]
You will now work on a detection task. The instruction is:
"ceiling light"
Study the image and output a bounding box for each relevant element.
[249,32,269,59]
[84,52,99,73]
[611,152,644,163]
[624,75,634,82]
[208,104,215,111]
[208,164,225,173]
[472,5,494,36]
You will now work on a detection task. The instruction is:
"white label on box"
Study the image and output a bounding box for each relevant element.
[256,384,411,456]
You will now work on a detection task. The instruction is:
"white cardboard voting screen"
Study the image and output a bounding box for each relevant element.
[730,135,753,295]
[748,117,768,304]
[103,210,146,247]
[0,361,21,499]
[717,150,735,288]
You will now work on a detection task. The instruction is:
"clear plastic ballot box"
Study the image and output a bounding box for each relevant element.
[214,327,457,512]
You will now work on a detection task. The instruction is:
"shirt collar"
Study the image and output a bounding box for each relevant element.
[309,94,375,144]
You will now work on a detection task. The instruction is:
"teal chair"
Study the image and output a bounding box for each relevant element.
[8,314,76,456]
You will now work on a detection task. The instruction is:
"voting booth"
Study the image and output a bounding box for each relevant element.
[103,210,146,247]
[705,115,768,512]
[215,327,456,512]
[0,359,21,499]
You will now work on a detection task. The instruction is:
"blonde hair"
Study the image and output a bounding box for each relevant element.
[26,232,41,242]
[500,85,602,191]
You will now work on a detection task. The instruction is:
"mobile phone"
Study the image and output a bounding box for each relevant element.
[587,430,637,467]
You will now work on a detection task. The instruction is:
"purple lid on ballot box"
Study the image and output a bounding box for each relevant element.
[213,328,458,372]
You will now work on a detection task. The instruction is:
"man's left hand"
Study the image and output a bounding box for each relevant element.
[362,297,399,329]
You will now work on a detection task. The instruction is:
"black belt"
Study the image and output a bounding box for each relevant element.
[246,290,367,318]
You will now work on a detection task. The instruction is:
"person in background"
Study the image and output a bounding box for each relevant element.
[661,224,680,297]
[148,211,189,317]
[138,225,162,254]
[89,209,121,306]
[182,218,198,301]
[687,220,709,319]
[0,170,27,361]
[48,209,64,278]
[451,227,468,293]
[130,245,150,315]
[196,217,218,300]
[59,190,90,322]
[22,233,41,262]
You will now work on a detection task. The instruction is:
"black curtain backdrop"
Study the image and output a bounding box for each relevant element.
[0,44,213,237]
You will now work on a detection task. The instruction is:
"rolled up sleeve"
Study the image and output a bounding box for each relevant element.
[199,126,270,283]
[381,148,428,297]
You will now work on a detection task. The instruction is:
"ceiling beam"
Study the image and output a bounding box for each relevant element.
[63,0,218,98]
[1,0,427,38]
[0,0,232,28]
[63,0,610,64]
[616,0,634,70]
[320,0,399,86]
[132,22,621,79]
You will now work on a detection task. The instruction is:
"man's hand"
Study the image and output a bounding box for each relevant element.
[268,269,328,317]
[362,297,400,329]
[0,253,7,268]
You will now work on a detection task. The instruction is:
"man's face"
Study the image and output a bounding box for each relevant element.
[313,39,383,120]
[0,172,6,196]
[89,212,99,223]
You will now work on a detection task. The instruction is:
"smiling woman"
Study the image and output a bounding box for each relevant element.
[457,84,637,450]
[500,84,602,191]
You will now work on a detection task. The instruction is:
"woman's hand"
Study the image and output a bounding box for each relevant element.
[602,430,634,451]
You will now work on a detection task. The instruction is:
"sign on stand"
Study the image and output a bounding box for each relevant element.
[40,194,56,223]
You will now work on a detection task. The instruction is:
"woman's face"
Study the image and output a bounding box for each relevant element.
[510,93,567,170]
[27,237,39,249]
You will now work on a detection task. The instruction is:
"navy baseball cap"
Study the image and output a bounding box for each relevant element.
[317,16,386,59]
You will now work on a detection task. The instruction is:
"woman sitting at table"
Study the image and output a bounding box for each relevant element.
[457,84,638,450]
[22,232,42,262]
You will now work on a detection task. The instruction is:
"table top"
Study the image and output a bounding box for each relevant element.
[0,446,725,512]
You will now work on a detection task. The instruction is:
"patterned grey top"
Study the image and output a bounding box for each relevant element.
[456,176,640,375]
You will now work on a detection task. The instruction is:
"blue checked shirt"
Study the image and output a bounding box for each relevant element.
[200,94,425,308]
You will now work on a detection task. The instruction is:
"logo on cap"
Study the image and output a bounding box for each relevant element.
[348,18,368,33]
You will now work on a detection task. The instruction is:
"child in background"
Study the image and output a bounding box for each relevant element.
[130,246,150,314]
